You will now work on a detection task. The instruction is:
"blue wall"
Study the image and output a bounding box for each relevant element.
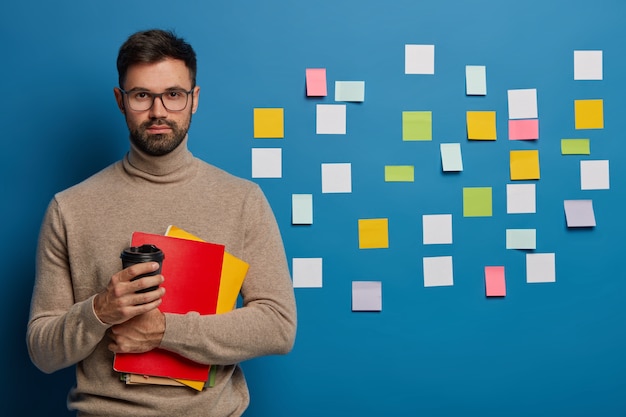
[3,1,626,415]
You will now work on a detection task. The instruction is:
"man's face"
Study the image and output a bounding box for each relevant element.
[114,58,199,156]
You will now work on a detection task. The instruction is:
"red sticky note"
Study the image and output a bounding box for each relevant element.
[306,68,327,97]
[509,119,539,140]
[485,266,506,297]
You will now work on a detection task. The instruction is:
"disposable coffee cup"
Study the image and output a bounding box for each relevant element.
[120,244,164,293]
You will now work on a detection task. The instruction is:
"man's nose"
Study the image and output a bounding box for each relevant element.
[149,95,168,118]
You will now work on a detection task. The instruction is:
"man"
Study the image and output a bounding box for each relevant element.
[27,29,297,417]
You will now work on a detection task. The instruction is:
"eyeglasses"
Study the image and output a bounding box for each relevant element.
[119,88,194,112]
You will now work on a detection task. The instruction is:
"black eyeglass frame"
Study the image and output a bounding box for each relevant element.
[118,88,195,112]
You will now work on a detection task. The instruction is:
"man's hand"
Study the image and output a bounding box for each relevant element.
[107,308,166,353]
[93,262,165,325]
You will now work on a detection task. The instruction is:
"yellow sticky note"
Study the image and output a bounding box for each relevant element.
[254,108,284,138]
[510,150,540,180]
[467,111,497,140]
[463,187,492,217]
[358,218,389,249]
[384,166,414,182]
[575,99,603,130]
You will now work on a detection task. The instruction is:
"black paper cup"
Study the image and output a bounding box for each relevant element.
[120,244,164,293]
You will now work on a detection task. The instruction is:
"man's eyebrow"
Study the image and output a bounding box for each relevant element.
[124,86,190,92]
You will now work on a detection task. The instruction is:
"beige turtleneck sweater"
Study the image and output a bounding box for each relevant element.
[26,137,297,417]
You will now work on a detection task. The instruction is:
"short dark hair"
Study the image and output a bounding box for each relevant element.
[116,29,197,88]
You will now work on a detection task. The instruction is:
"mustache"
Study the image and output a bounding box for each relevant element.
[141,119,176,129]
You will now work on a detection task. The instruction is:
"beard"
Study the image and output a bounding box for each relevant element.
[128,116,191,156]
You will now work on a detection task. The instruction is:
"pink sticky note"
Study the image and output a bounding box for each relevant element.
[485,266,506,297]
[509,119,539,140]
[306,68,327,97]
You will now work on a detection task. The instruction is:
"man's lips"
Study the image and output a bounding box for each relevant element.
[146,125,172,133]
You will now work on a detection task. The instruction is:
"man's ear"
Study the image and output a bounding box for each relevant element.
[113,87,125,114]
[191,86,200,114]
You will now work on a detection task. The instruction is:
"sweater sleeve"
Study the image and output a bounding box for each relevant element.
[26,198,111,374]
[159,185,297,365]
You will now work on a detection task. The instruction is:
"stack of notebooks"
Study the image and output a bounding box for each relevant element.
[113,226,249,391]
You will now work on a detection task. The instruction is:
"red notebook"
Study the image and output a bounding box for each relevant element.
[113,232,225,381]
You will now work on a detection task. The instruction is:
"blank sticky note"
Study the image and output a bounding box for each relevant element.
[253,108,284,138]
[403,111,432,141]
[506,229,536,250]
[526,253,556,284]
[510,150,540,180]
[561,139,590,155]
[466,111,497,140]
[292,258,323,288]
[574,50,603,80]
[335,81,365,102]
[463,187,492,217]
[485,266,506,297]
[358,218,389,249]
[306,68,327,96]
[509,119,539,140]
[405,44,435,74]
[508,89,538,120]
[575,99,604,129]
[423,256,453,287]
[564,200,596,227]
[466,65,487,95]
[581,160,609,190]
[352,281,382,312]
[440,143,463,172]
[385,165,414,182]
[292,194,313,225]
[317,104,347,134]
[251,148,282,178]
[423,214,452,245]
[506,183,536,214]
[321,163,352,193]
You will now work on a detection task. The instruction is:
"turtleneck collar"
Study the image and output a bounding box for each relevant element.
[122,135,197,184]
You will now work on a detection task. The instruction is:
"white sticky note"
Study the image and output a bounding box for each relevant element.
[321,163,352,193]
[352,281,382,312]
[423,256,453,287]
[292,194,313,225]
[564,200,596,227]
[251,148,282,178]
[574,50,603,80]
[292,258,323,288]
[405,44,435,74]
[506,229,536,250]
[526,253,556,283]
[423,214,452,245]
[508,88,538,119]
[506,184,536,214]
[581,160,610,190]
[335,81,365,102]
[316,104,347,134]
[466,65,487,95]
[440,143,463,172]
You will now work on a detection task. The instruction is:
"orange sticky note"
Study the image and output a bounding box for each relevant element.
[358,218,389,249]
[575,99,603,129]
[253,108,284,138]
[485,266,506,297]
[306,68,327,97]
[467,111,497,140]
[510,150,540,180]
[509,119,539,140]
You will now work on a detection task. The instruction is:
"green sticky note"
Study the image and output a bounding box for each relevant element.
[506,229,537,249]
[402,111,432,141]
[385,165,415,182]
[335,81,365,102]
[463,187,492,217]
[561,139,590,155]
